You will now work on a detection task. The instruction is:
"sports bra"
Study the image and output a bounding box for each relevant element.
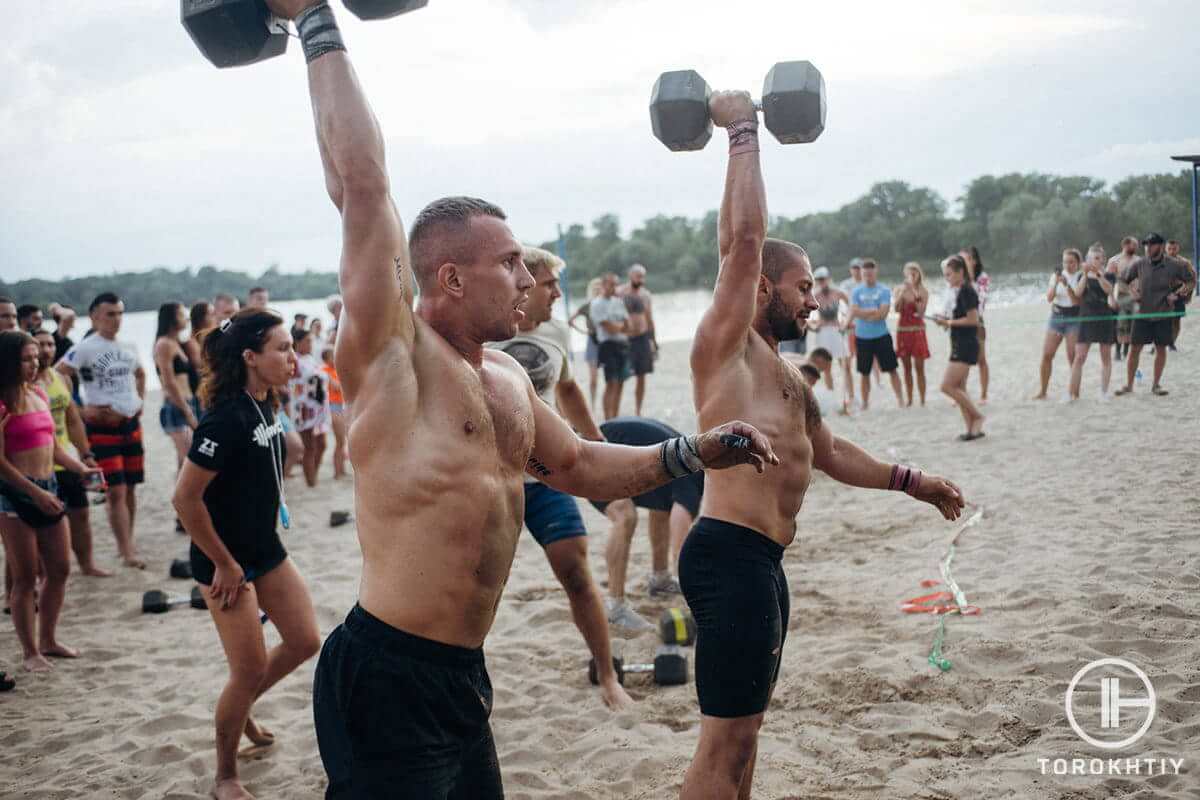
[155,340,191,376]
[1,386,55,457]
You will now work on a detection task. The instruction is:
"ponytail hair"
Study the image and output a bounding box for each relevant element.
[199,308,285,409]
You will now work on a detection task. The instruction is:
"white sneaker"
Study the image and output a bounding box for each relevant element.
[647,572,682,597]
[606,598,654,631]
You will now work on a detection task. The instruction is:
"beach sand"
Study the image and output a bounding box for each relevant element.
[2,301,1197,799]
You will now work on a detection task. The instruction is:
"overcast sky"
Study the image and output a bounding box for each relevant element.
[3,0,1199,281]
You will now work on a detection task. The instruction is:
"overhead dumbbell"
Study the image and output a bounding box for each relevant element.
[649,61,826,151]
[170,558,193,580]
[181,0,428,69]
[142,586,207,614]
[659,607,696,646]
[588,645,689,687]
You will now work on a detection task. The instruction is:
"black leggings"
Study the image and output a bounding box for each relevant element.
[678,517,789,718]
[313,605,503,799]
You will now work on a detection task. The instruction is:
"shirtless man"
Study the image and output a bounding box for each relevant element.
[619,264,657,415]
[1165,239,1195,346]
[260,6,777,798]
[1108,237,1140,360]
[678,91,966,800]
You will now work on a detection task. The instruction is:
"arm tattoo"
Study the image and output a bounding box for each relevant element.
[802,383,822,435]
[526,456,552,477]
[394,255,404,280]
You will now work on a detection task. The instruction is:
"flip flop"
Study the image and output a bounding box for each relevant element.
[1152,386,1169,396]
[1114,386,1133,396]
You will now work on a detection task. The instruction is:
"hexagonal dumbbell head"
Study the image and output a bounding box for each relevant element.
[181,0,289,69]
[342,0,428,20]
[650,69,713,152]
[761,61,826,144]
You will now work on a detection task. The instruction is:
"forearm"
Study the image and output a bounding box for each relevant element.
[549,441,674,501]
[815,435,892,489]
[66,408,90,455]
[53,443,87,475]
[136,370,146,401]
[309,51,387,198]
[717,130,766,262]
[173,494,237,568]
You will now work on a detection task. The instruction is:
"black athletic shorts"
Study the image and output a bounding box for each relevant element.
[313,604,503,800]
[949,337,979,365]
[597,340,630,383]
[678,517,788,718]
[854,334,898,375]
[55,469,89,511]
[628,333,654,376]
[1132,318,1174,347]
[590,472,702,518]
[189,533,287,586]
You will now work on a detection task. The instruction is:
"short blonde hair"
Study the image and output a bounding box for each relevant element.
[522,246,564,279]
[586,277,603,299]
[903,261,925,288]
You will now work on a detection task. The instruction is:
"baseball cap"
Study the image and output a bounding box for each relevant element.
[1141,232,1165,245]
[849,258,863,268]
[813,266,830,279]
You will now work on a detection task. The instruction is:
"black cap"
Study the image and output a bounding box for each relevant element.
[1141,232,1165,246]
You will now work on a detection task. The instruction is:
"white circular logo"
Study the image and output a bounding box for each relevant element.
[1065,658,1156,750]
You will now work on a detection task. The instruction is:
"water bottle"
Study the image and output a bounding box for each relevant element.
[1135,369,1143,386]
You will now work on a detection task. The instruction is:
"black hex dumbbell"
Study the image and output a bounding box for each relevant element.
[169,558,193,580]
[142,586,207,614]
[588,645,689,687]
[649,61,826,151]
[181,0,428,69]
[659,607,696,646]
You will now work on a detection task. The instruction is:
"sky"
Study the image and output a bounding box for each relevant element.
[3,0,1199,281]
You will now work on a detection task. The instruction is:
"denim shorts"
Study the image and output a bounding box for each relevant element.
[160,397,201,433]
[1047,306,1081,337]
[0,475,65,529]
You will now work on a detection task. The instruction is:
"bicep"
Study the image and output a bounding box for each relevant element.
[528,386,584,481]
[338,190,413,377]
[698,250,761,361]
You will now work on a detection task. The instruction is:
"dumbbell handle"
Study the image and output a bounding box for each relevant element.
[622,663,655,675]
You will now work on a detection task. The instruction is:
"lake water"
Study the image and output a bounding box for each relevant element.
[107,273,1050,391]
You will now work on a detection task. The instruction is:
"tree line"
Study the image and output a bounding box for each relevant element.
[4,170,1194,312]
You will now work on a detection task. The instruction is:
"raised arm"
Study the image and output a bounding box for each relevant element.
[692,92,766,369]
[270,1,414,397]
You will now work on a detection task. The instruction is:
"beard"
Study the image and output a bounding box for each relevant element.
[765,292,802,342]
[631,280,644,289]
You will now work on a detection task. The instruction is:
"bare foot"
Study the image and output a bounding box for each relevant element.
[81,565,114,577]
[970,416,986,436]
[123,555,147,570]
[40,642,80,659]
[1032,392,1047,400]
[600,678,635,711]
[243,717,275,746]
[212,777,255,800]
[22,654,53,672]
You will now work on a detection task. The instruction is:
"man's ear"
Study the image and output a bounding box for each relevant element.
[437,262,464,299]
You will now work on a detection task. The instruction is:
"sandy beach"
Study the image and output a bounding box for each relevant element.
[2,300,1197,799]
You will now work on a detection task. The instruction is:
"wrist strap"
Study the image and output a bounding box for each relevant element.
[296,2,346,63]
[727,120,759,156]
[661,435,703,479]
[889,464,923,497]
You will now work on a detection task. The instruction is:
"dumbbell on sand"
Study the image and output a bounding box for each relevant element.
[588,646,689,687]
[650,61,826,151]
[142,586,206,614]
[181,0,429,69]
[169,559,193,580]
[659,607,696,646]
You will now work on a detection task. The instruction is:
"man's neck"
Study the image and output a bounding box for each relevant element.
[418,304,486,368]
[751,320,778,351]
[98,330,117,341]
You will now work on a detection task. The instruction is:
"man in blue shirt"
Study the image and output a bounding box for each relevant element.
[848,259,904,410]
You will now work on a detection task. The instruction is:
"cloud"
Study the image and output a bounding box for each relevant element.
[1,0,1195,281]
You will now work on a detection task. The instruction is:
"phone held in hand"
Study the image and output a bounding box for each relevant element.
[84,471,107,492]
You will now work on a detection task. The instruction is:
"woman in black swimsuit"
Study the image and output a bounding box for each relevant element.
[153,303,200,469]
[172,309,320,800]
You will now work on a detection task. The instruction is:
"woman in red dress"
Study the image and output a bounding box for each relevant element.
[893,261,931,406]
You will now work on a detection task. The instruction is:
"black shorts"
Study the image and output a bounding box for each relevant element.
[949,336,979,365]
[189,534,287,586]
[855,334,898,375]
[678,517,788,718]
[55,470,89,511]
[590,471,703,518]
[1079,316,1116,345]
[629,333,654,376]
[313,605,502,800]
[597,340,630,383]
[1132,318,1174,347]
